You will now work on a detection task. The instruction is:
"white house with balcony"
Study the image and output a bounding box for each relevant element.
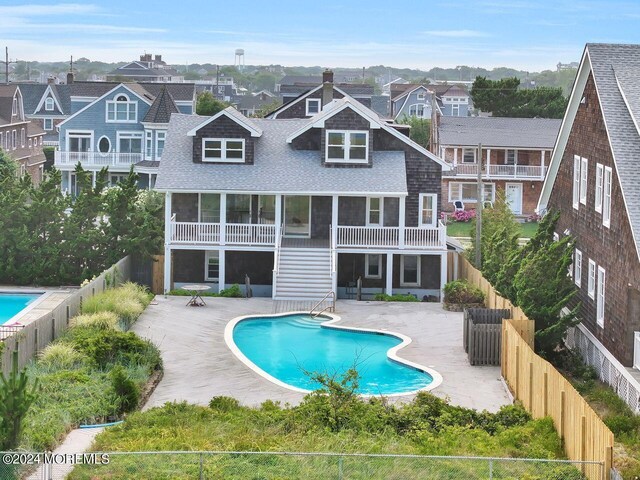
[54,83,195,192]
[432,116,561,216]
[156,97,453,302]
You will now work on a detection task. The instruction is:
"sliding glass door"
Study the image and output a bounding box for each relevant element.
[284,196,311,237]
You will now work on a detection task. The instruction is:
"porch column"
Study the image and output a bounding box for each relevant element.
[486,149,491,178]
[163,192,173,294]
[331,195,339,294]
[541,150,546,179]
[453,148,458,166]
[218,249,226,294]
[274,194,282,239]
[440,251,448,302]
[385,253,393,296]
[219,193,227,245]
[398,196,406,249]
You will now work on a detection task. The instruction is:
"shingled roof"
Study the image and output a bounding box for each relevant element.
[143,86,180,123]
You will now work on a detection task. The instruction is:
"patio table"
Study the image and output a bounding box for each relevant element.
[182,284,211,307]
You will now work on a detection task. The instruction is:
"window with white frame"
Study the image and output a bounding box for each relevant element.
[156,131,166,159]
[452,104,460,116]
[12,130,17,149]
[205,251,220,282]
[106,94,137,122]
[145,131,153,159]
[365,254,382,279]
[400,255,420,286]
[305,98,321,116]
[28,138,32,148]
[596,266,605,327]
[20,128,25,147]
[417,92,425,101]
[462,148,476,163]
[506,149,517,165]
[20,163,26,176]
[97,136,111,154]
[603,166,612,228]
[44,118,53,131]
[109,174,128,185]
[199,193,221,223]
[595,163,603,213]
[574,249,582,287]
[117,132,142,153]
[573,155,580,209]
[448,182,495,203]
[419,193,437,227]
[366,197,383,226]
[409,104,425,117]
[587,259,596,299]
[580,157,588,205]
[45,97,54,111]
[12,98,17,115]
[202,138,245,162]
[326,130,368,163]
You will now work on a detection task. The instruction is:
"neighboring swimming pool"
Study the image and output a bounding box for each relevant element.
[226,313,442,396]
[0,293,42,325]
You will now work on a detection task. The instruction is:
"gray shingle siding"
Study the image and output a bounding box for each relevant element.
[192,115,255,165]
[321,108,373,167]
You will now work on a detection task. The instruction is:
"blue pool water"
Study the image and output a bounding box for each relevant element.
[232,314,433,395]
[0,294,40,324]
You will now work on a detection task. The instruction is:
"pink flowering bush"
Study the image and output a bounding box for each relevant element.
[452,209,476,222]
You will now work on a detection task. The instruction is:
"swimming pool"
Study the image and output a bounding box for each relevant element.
[226,313,442,396]
[0,293,41,324]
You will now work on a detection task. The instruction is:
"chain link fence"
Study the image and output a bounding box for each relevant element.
[1,451,606,480]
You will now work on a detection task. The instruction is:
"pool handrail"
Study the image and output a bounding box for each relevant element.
[310,291,335,317]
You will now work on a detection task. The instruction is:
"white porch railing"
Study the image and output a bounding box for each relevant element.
[634,331,640,370]
[443,163,546,179]
[55,151,143,167]
[336,223,445,249]
[171,221,276,245]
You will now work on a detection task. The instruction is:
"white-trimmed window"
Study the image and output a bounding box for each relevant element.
[205,251,220,282]
[12,97,17,115]
[109,173,128,185]
[20,128,25,147]
[145,130,153,159]
[12,130,17,149]
[400,255,420,287]
[573,155,580,209]
[326,130,368,163]
[156,131,166,159]
[596,266,605,328]
[409,104,425,117]
[419,193,437,227]
[117,132,142,153]
[587,259,596,300]
[305,98,321,116]
[603,166,612,228]
[28,138,32,148]
[202,138,245,163]
[366,197,383,226]
[506,149,517,165]
[580,157,588,205]
[574,249,582,287]
[462,148,476,163]
[45,97,54,111]
[417,92,425,101]
[365,254,382,279]
[44,118,53,131]
[97,135,111,154]
[106,94,137,122]
[448,182,495,203]
[452,104,460,116]
[20,163,26,176]
[595,163,603,213]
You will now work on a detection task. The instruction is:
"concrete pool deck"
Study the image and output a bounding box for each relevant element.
[134,297,511,412]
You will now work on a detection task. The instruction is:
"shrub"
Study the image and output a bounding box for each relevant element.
[110,365,139,414]
[82,283,151,329]
[373,293,419,302]
[70,312,121,331]
[209,396,240,412]
[219,284,243,298]
[452,209,476,222]
[38,344,88,371]
[443,280,484,305]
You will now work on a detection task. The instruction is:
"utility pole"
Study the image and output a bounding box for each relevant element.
[2,47,18,84]
[475,143,483,268]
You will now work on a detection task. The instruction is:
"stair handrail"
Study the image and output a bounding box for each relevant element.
[310,290,336,317]
[273,222,284,275]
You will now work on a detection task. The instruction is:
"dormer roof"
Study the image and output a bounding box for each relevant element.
[143,86,180,123]
[187,106,263,137]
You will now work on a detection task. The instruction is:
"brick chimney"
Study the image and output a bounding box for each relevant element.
[47,76,55,85]
[322,69,334,107]
[66,71,74,84]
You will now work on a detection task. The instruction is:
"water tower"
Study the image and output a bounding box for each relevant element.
[234,49,245,70]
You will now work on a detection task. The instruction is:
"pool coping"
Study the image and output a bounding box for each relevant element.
[224,311,443,397]
[0,289,54,326]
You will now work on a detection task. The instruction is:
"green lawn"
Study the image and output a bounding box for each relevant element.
[447,221,539,238]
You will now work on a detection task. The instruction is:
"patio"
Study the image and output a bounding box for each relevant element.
[134,297,511,412]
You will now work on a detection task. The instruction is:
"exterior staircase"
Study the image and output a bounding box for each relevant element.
[274,248,332,300]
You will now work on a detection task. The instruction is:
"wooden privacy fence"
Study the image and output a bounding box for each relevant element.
[464,308,511,366]
[0,256,131,376]
[458,256,614,480]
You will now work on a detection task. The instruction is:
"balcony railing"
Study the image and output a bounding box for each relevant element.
[443,163,546,179]
[336,223,446,249]
[54,151,143,167]
[171,222,276,246]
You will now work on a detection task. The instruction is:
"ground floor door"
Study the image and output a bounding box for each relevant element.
[284,195,311,237]
[505,183,523,215]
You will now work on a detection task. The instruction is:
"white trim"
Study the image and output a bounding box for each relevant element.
[155,188,408,196]
[283,195,312,238]
[580,156,588,205]
[269,85,323,119]
[505,183,523,215]
[305,97,321,116]
[96,135,111,154]
[223,311,443,397]
[587,258,596,300]
[44,97,54,111]
[106,93,138,123]
[448,182,495,204]
[596,265,605,328]
[418,193,437,227]
[65,129,94,152]
[462,148,476,163]
[603,166,612,228]
[366,196,384,226]
[187,106,262,137]
[145,130,153,160]
[400,254,421,287]
[155,131,166,160]
[204,250,220,282]
[116,131,143,153]
[43,118,53,131]
[573,155,581,209]
[595,163,603,213]
[365,253,382,279]
[34,85,63,114]
[202,138,246,163]
[325,130,369,164]
[574,249,582,287]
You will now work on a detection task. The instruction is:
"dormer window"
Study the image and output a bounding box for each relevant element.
[12,98,17,115]
[45,97,54,111]
[106,94,137,122]
[306,98,321,116]
[417,92,425,101]
[202,138,245,163]
[326,130,368,163]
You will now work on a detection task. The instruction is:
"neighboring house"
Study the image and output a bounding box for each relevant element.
[391,83,470,117]
[276,70,374,108]
[235,91,280,117]
[432,116,560,216]
[54,82,196,192]
[156,90,453,302]
[275,73,368,92]
[390,84,436,120]
[0,85,46,183]
[538,44,640,379]
[431,84,471,117]
[106,54,184,83]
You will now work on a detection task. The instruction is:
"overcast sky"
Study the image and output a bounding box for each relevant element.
[2,1,640,71]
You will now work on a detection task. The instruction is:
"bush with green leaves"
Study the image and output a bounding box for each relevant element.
[110,365,140,414]
[70,311,121,330]
[443,280,484,305]
[82,283,152,329]
[209,396,241,412]
[38,344,88,371]
[373,293,419,302]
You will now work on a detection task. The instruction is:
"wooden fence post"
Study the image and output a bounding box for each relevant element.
[528,361,534,411]
[543,371,548,417]
[604,445,612,480]
[580,415,586,474]
[559,390,566,438]
[515,345,520,399]
[51,316,55,342]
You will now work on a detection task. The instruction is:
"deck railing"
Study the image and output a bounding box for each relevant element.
[54,151,143,167]
[336,224,445,249]
[171,222,276,246]
[443,163,546,179]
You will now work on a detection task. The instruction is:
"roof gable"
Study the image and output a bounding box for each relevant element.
[143,86,180,123]
[187,106,263,137]
[35,85,64,114]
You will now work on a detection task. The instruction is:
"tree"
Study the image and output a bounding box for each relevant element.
[399,116,430,148]
[196,91,229,116]
[250,99,282,118]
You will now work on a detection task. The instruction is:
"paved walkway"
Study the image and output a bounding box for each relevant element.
[134,297,510,412]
